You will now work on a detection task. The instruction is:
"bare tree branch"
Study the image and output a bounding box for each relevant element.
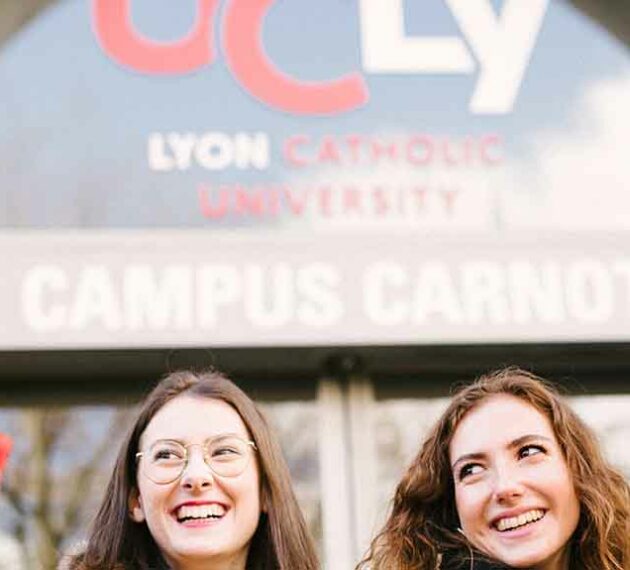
[60,408,133,535]
[2,484,26,517]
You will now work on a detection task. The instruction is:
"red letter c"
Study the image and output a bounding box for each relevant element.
[223,0,368,115]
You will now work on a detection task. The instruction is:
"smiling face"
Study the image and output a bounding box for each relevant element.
[129,395,261,570]
[449,395,580,570]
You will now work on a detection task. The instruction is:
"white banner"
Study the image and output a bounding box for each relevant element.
[1,231,629,349]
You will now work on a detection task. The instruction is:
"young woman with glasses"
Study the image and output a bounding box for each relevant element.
[65,369,319,570]
[358,368,630,570]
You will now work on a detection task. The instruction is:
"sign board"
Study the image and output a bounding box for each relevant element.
[0,0,629,348]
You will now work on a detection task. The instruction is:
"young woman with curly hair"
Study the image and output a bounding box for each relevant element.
[359,367,629,570]
[64,369,319,570]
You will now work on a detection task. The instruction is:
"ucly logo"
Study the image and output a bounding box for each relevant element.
[92,0,548,115]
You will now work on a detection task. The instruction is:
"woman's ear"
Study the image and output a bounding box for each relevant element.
[128,488,146,523]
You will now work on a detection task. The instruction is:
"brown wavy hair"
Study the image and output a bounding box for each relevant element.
[65,369,319,570]
[358,367,629,570]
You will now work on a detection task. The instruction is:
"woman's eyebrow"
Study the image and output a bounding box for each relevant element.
[146,437,185,445]
[148,432,244,445]
[451,451,486,470]
[207,432,244,440]
[507,433,554,449]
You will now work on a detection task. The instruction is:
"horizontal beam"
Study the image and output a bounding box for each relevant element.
[0,342,629,403]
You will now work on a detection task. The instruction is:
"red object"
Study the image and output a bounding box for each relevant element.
[0,434,12,474]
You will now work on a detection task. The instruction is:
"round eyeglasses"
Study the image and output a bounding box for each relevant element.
[136,434,257,484]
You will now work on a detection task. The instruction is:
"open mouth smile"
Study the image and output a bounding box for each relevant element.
[174,503,227,523]
[493,509,546,532]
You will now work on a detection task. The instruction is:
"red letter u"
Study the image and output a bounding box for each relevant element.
[92,0,218,73]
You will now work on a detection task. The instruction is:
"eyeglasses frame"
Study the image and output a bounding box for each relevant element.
[135,434,257,484]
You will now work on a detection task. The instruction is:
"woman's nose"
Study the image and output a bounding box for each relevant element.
[180,447,214,490]
[492,465,524,503]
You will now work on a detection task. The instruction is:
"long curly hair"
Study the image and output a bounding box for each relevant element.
[358,367,630,570]
[65,369,319,570]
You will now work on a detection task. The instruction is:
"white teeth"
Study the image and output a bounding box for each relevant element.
[496,509,545,532]
[176,503,226,521]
